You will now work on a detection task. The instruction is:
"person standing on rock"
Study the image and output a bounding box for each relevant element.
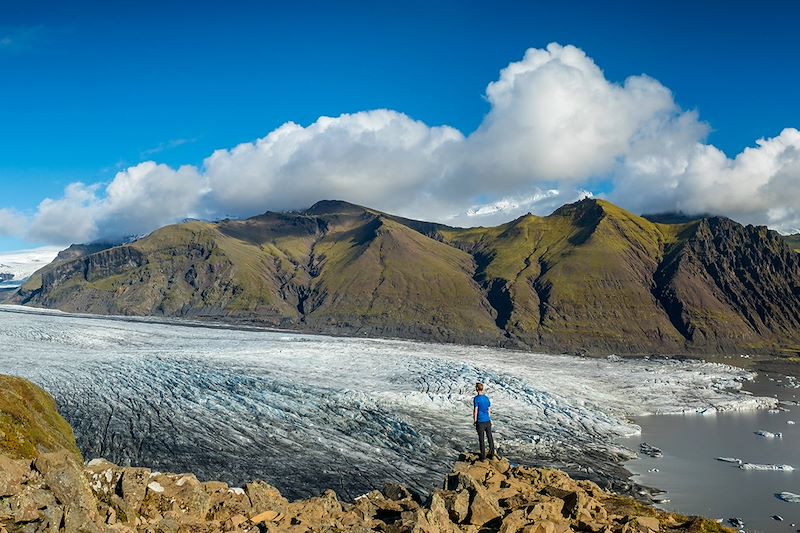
[473,382,495,461]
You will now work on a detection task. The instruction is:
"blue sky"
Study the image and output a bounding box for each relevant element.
[1,1,800,251]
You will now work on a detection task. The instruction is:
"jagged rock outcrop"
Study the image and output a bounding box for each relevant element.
[15,199,800,355]
[0,452,730,533]
[654,218,800,352]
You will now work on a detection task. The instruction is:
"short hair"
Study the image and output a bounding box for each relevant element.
[475,382,484,392]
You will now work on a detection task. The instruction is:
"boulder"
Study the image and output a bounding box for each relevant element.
[85,459,122,497]
[10,485,54,523]
[384,482,413,501]
[170,474,212,516]
[635,515,661,532]
[527,498,564,521]
[0,455,30,497]
[244,480,288,515]
[438,489,469,523]
[499,508,529,533]
[119,467,152,512]
[416,491,460,533]
[562,490,590,518]
[206,486,252,523]
[35,450,103,532]
[467,484,502,527]
[284,489,343,529]
[39,504,65,533]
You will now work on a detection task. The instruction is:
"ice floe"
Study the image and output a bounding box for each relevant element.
[755,430,783,438]
[715,457,743,464]
[777,492,800,503]
[739,463,794,471]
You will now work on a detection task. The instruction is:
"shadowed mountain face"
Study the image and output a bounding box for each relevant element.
[15,199,800,355]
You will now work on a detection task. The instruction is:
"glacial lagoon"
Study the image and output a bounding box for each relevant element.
[621,375,800,533]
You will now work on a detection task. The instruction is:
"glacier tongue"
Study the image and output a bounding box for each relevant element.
[0,305,776,500]
[0,247,61,281]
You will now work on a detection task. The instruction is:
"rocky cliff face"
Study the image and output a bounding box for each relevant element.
[654,218,800,353]
[15,199,800,355]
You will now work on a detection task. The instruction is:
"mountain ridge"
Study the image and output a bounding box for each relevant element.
[14,198,800,355]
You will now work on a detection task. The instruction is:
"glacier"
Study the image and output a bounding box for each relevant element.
[0,305,776,499]
[0,247,61,288]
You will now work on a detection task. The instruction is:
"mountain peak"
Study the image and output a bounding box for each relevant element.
[549,197,606,223]
[642,211,711,225]
[305,200,369,215]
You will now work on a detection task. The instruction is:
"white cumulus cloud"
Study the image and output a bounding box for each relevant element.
[611,127,800,233]
[3,42,800,247]
[27,163,207,243]
[203,110,462,217]
[0,208,26,238]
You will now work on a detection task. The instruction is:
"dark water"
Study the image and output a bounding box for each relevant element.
[619,375,800,533]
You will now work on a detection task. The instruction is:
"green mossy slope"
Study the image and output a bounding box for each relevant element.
[0,375,81,460]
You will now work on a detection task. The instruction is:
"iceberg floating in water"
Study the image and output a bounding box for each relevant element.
[715,457,742,464]
[739,463,794,471]
[639,442,663,458]
[755,430,783,438]
[777,492,800,503]
[728,518,745,528]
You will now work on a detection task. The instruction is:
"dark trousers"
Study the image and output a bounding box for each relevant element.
[476,421,495,459]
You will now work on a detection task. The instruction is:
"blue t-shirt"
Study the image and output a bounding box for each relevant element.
[474,394,491,423]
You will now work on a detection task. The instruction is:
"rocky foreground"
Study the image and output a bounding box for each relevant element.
[0,450,731,533]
